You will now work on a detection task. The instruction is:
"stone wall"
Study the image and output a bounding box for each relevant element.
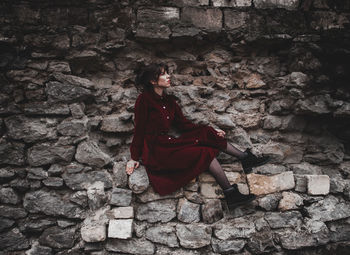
[1,0,350,254]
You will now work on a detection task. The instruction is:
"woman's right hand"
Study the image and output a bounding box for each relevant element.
[126,159,140,175]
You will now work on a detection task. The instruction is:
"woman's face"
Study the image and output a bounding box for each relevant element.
[152,68,171,88]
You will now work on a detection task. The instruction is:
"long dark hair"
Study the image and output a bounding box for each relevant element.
[135,62,169,92]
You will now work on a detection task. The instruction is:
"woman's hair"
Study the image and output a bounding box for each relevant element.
[135,62,169,92]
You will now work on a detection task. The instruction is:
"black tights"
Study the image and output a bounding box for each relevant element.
[208,142,247,190]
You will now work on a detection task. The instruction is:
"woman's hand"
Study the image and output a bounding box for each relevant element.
[126,159,140,175]
[214,128,226,138]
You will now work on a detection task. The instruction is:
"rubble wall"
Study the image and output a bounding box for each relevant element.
[1,0,350,254]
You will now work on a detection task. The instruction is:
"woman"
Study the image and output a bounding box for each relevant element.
[126,63,269,209]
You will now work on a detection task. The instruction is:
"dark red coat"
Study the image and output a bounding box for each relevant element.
[130,89,228,196]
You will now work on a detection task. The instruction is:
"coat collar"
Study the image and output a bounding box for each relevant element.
[147,88,168,101]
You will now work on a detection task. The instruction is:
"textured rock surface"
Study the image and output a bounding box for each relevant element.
[0,0,350,253]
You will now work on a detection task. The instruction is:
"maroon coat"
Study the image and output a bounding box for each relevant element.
[130,89,228,196]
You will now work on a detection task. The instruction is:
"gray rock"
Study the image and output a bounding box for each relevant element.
[258,193,282,211]
[0,228,30,251]
[253,164,287,175]
[145,225,179,248]
[264,211,303,229]
[128,166,149,194]
[289,162,323,175]
[112,161,128,188]
[177,198,201,223]
[0,167,16,183]
[213,217,256,239]
[81,207,109,243]
[135,22,171,40]
[0,205,27,219]
[100,113,134,133]
[306,195,350,222]
[201,199,223,224]
[39,226,76,249]
[42,177,64,187]
[211,237,246,254]
[278,191,303,211]
[23,102,70,115]
[294,174,308,192]
[184,191,204,204]
[0,187,20,205]
[255,0,299,10]
[52,72,94,89]
[276,228,316,250]
[62,170,113,191]
[137,186,183,203]
[25,241,52,255]
[327,218,350,242]
[18,217,55,234]
[106,238,155,254]
[27,141,75,166]
[0,139,25,166]
[247,230,277,254]
[214,0,251,7]
[108,219,133,239]
[75,140,111,167]
[87,181,107,210]
[23,190,85,219]
[295,95,331,115]
[69,190,88,207]
[110,187,132,206]
[136,199,176,223]
[137,7,180,22]
[47,164,65,175]
[304,219,330,245]
[0,217,15,232]
[45,81,92,103]
[176,223,212,249]
[26,167,48,180]
[57,116,88,136]
[4,115,57,143]
[182,7,222,31]
[69,103,85,118]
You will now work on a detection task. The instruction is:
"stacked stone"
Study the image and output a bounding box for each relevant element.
[1,0,350,254]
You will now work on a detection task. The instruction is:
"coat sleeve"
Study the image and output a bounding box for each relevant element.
[130,94,148,161]
[172,97,206,132]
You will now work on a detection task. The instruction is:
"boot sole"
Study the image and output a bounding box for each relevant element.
[243,157,270,174]
[227,195,256,209]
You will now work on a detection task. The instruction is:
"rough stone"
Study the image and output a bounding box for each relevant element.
[128,166,149,194]
[0,228,30,251]
[307,175,330,195]
[106,238,155,254]
[264,211,303,229]
[211,237,246,254]
[0,187,20,205]
[213,217,256,239]
[247,171,295,195]
[136,199,177,223]
[110,187,132,206]
[62,170,113,190]
[27,141,75,166]
[306,195,350,222]
[81,207,109,243]
[39,226,76,249]
[278,191,303,211]
[108,219,133,239]
[258,193,282,211]
[201,199,223,224]
[176,223,212,248]
[109,206,134,219]
[23,190,85,219]
[145,225,179,248]
[75,140,111,167]
[87,181,107,210]
[177,198,201,223]
[182,7,222,30]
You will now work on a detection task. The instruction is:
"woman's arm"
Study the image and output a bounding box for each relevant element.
[172,97,206,132]
[130,94,148,161]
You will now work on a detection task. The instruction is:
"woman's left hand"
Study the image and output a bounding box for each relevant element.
[214,128,225,137]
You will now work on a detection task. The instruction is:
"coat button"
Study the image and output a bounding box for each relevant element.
[168,137,171,140]
[195,139,199,143]
[166,116,169,119]
[163,106,166,109]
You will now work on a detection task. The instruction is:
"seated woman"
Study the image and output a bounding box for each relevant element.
[126,62,269,209]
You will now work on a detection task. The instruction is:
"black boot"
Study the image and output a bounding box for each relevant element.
[223,184,256,209]
[240,148,270,174]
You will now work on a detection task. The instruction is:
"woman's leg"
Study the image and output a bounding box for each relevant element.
[208,157,231,190]
[222,141,248,159]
